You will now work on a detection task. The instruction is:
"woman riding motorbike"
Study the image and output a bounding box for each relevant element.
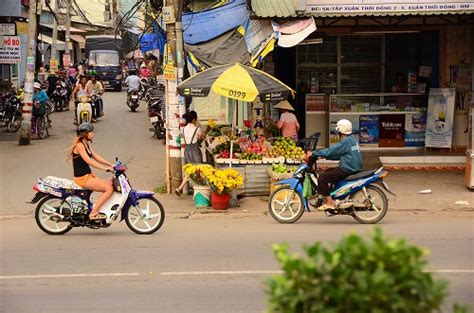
[69,123,114,220]
[72,76,94,124]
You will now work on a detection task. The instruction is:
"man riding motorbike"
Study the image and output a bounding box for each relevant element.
[86,75,104,118]
[304,119,362,211]
[124,69,141,101]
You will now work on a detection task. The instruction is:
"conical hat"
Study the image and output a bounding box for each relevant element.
[274,100,295,111]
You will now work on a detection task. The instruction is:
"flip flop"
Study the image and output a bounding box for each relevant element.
[317,204,334,211]
[174,188,182,197]
[89,213,107,220]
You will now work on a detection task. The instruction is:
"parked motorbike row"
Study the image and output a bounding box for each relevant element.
[127,77,166,144]
[0,89,24,133]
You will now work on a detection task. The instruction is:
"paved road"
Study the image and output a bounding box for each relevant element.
[1,212,473,312]
[1,91,473,312]
[0,91,166,216]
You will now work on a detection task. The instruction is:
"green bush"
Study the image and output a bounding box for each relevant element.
[266,228,458,313]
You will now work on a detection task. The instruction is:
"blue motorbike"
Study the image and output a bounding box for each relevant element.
[269,159,395,224]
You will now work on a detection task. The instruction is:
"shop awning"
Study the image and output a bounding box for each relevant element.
[39,35,65,50]
[251,0,298,17]
[305,0,474,17]
[251,0,474,17]
[70,34,85,49]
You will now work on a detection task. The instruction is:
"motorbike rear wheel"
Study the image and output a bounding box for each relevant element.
[268,186,305,223]
[350,184,388,224]
[35,195,73,235]
[125,196,165,235]
[36,115,49,139]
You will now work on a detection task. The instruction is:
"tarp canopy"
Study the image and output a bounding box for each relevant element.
[185,29,250,69]
[139,30,166,54]
[182,0,249,44]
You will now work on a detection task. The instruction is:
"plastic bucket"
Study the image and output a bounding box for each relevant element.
[211,192,231,210]
[193,185,211,208]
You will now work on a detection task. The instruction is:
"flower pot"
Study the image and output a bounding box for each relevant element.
[211,192,231,210]
[193,185,211,208]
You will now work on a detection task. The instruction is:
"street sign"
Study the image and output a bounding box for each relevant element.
[163,63,176,80]
[162,6,176,24]
[0,36,21,64]
[0,23,16,36]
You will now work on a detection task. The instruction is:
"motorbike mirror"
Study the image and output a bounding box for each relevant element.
[115,157,119,162]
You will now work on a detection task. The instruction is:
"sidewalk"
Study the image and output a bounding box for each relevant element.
[156,170,473,217]
[1,170,471,219]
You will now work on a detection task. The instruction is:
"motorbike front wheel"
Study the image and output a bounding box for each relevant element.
[125,196,165,234]
[35,195,73,235]
[268,186,304,223]
[350,184,388,224]
[7,115,21,132]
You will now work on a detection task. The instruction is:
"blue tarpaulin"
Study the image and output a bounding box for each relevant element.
[139,28,166,54]
[182,0,249,45]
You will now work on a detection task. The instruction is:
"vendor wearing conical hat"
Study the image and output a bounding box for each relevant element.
[274,100,300,141]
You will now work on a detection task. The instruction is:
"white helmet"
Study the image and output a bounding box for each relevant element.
[336,119,352,135]
[33,82,41,89]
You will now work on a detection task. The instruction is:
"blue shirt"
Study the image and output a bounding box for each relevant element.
[33,90,48,105]
[313,135,362,173]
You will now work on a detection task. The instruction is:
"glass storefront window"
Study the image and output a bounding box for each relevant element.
[340,66,381,93]
[341,35,382,64]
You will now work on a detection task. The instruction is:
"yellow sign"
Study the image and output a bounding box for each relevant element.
[50,58,58,70]
[163,63,176,80]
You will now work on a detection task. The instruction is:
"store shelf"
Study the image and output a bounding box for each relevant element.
[331,111,425,115]
[307,111,327,115]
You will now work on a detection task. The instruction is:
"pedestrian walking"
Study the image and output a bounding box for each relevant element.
[175,111,205,197]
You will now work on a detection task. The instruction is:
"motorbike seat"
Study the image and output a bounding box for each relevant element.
[344,169,377,181]
[40,176,86,190]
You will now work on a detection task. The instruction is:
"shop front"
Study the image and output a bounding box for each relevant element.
[272,1,474,153]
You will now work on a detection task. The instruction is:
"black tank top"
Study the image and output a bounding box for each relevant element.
[73,143,93,177]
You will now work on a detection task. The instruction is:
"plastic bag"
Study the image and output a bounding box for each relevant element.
[303,175,312,198]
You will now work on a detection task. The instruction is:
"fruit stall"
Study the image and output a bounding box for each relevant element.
[206,124,305,196]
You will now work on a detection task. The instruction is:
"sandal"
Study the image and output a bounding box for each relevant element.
[174,188,182,197]
[89,213,107,220]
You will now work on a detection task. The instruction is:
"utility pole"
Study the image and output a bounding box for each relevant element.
[51,0,59,63]
[64,0,71,62]
[19,0,38,145]
[165,0,185,192]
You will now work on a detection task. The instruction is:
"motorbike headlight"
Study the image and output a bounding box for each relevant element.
[115,75,122,80]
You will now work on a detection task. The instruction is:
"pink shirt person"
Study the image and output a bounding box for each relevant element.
[274,100,300,140]
[277,111,300,140]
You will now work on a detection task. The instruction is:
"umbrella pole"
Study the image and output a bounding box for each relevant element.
[229,99,237,168]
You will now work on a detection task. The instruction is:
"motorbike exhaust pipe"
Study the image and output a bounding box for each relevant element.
[43,207,65,219]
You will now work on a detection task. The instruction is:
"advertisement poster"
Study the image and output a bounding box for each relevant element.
[359,115,379,145]
[330,114,359,146]
[405,113,426,147]
[425,88,455,148]
[379,114,405,147]
[0,36,21,64]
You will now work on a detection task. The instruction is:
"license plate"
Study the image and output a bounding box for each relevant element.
[103,81,110,86]
[150,116,159,123]
[132,95,138,99]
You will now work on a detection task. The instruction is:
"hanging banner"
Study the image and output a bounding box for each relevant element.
[62,54,71,67]
[49,57,59,71]
[425,88,456,148]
